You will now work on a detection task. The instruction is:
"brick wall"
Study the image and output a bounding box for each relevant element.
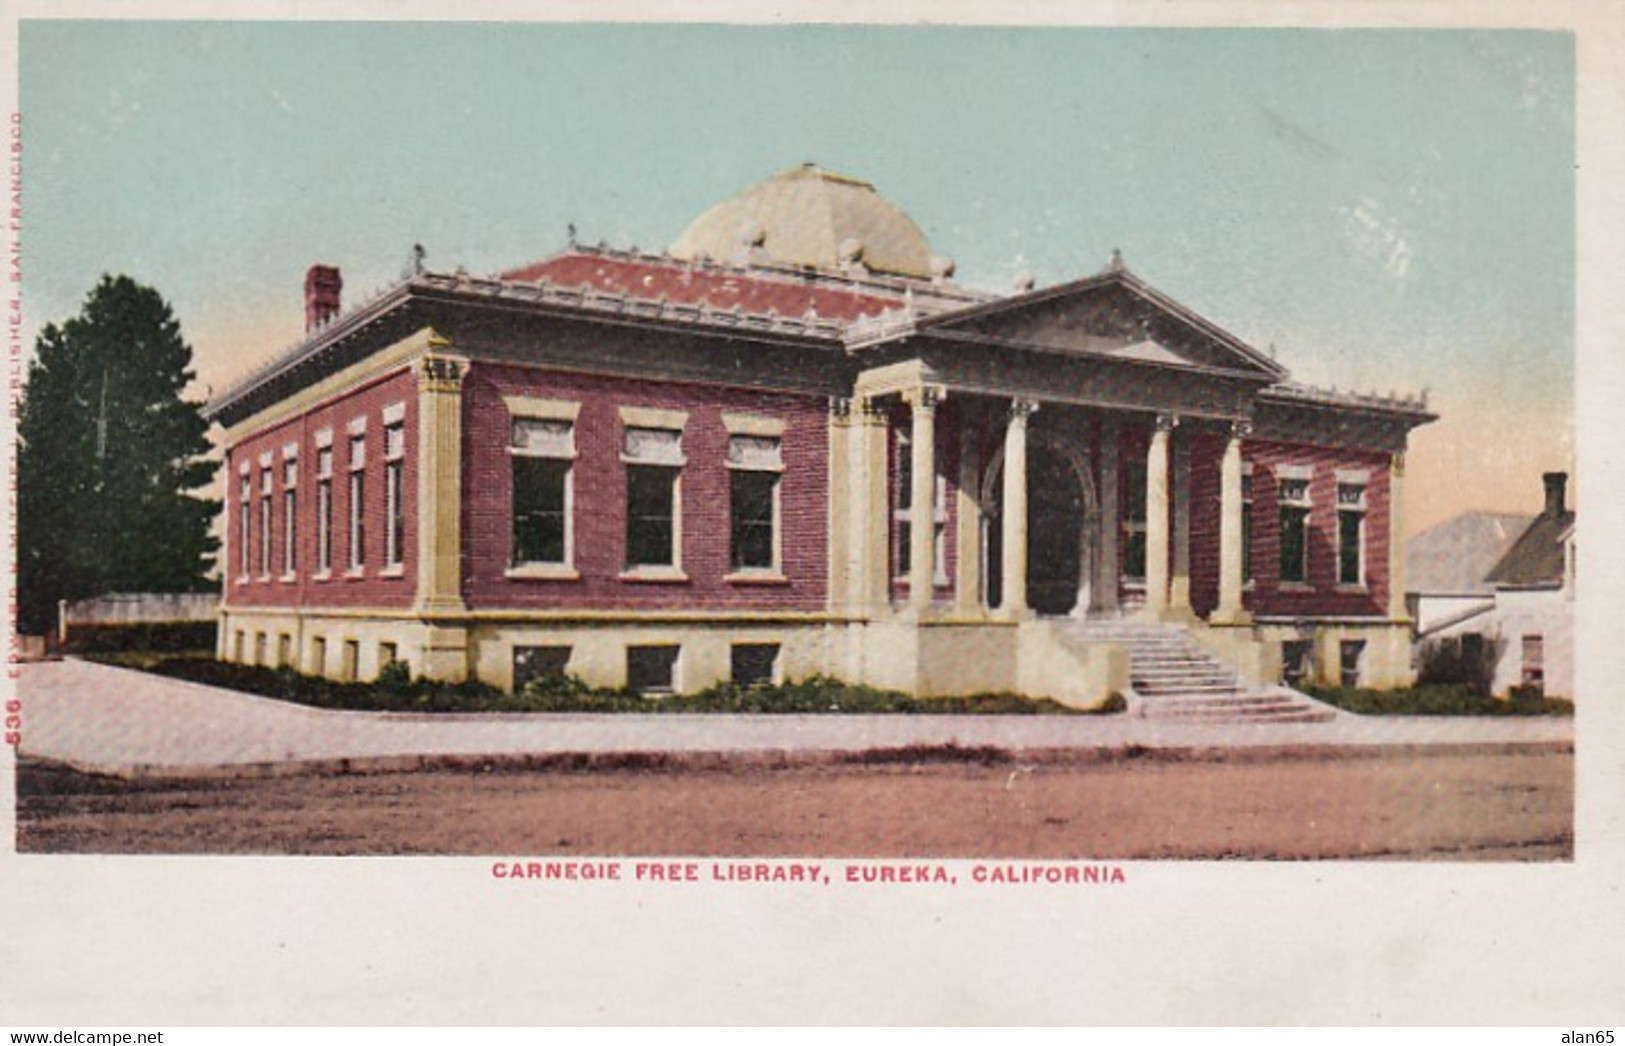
[462,362,829,611]
[223,368,419,609]
[1241,438,1391,618]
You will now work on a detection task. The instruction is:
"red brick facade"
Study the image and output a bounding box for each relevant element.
[1240,439,1392,618]
[224,368,419,610]
[461,362,829,612]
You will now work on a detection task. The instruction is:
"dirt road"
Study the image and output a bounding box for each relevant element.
[15,747,1571,860]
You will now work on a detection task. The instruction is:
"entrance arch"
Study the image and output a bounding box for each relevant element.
[982,429,1102,616]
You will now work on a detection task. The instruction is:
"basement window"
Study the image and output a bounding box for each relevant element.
[627,644,681,695]
[731,643,781,687]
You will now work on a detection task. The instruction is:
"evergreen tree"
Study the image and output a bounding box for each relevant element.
[16,275,219,634]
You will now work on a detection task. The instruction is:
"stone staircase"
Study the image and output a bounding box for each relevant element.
[1057,618,1338,724]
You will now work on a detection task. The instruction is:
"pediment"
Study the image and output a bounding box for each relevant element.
[917,271,1285,381]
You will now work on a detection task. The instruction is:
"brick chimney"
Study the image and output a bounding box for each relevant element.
[304,264,342,332]
[1542,471,1568,517]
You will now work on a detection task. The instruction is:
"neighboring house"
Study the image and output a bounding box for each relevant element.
[1420,473,1575,699]
[203,164,1435,704]
[1407,510,1533,635]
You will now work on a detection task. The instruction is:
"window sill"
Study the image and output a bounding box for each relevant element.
[1278,582,1314,593]
[380,565,406,579]
[312,570,333,583]
[1336,584,1369,594]
[507,564,580,581]
[726,570,791,586]
[278,573,297,584]
[344,568,366,580]
[255,574,272,583]
[620,566,690,584]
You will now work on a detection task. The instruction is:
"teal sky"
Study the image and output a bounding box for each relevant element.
[18,22,1575,529]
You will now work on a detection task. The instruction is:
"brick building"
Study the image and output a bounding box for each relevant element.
[206,164,1435,713]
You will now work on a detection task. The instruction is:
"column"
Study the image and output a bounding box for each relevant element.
[1214,421,1252,624]
[905,387,941,614]
[827,397,853,611]
[413,340,470,682]
[1170,429,1193,614]
[1000,398,1038,618]
[858,398,891,612]
[1142,414,1175,617]
[414,347,467,614]
[1098,418,1120,614]
[1388,451,1409,622]
[955,410,983,614]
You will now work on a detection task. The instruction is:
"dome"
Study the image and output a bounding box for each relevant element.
[670,164,937,279]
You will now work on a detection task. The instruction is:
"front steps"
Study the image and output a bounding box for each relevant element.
[1057,619,1338,724]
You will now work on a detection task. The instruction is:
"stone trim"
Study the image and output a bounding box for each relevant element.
[503,395,582,422]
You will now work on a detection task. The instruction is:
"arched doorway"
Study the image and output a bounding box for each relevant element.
[983,431,1101,616]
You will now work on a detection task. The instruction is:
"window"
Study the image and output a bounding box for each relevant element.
[347,432,366,571]
[378,642,399,673]
[341,639,360,682]
[277,634,293,669]
[316,443,334,574]
[258,465,273,577]
[1278,474,1312,584]
[511,418,575,566]
[626,644,680,694]
[728,435,781,572]
[1339,640,1365,687]
[254,632,267,667]
[282,453,298,577]
[1337,480,1367,586]
[894,429,946,580]
[1120,460,1148,581]
[237,469,251,577]
[384,417,406,569]
[513,645,573,690]
[623,426,683,569]
[310,636,327,676]
[1521,634,1545,688]
[233,630,246,663]
[731,643,780,687]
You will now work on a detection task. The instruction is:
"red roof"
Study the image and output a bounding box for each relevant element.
[501,252,904,322]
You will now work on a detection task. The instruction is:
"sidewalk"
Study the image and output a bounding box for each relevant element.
[11,658,1574,778]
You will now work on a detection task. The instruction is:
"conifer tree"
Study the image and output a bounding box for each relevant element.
[16,275,219,634]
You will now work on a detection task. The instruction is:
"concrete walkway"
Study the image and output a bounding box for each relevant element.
[11,659,1573,778]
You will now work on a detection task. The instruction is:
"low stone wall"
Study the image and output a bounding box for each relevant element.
[61,592,219,628]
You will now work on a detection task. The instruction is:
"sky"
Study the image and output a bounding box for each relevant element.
[17,21,1575,534]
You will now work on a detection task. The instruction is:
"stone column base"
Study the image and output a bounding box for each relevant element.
[418,624,470,683]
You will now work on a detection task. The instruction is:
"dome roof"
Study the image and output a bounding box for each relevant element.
[670,164,938,279]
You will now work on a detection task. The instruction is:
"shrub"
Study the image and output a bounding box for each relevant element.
[124,659,1124,716]
[1304,682,1572,717]
[1416,633,1503,697]
[65,621,216,656]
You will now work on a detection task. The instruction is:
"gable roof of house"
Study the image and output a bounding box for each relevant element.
[1407,512,1535,596]
[1485,509,1574,588]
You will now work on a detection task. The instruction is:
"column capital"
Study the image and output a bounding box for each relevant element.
[1228,419,1254,441]
[1008,397,1040,423]
[857,395,890,423]
[1391,450,1407,476]
[1154,413,1181,434]
[829,395,853,421]
[902,385,945,412]
[416,354,466,393]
